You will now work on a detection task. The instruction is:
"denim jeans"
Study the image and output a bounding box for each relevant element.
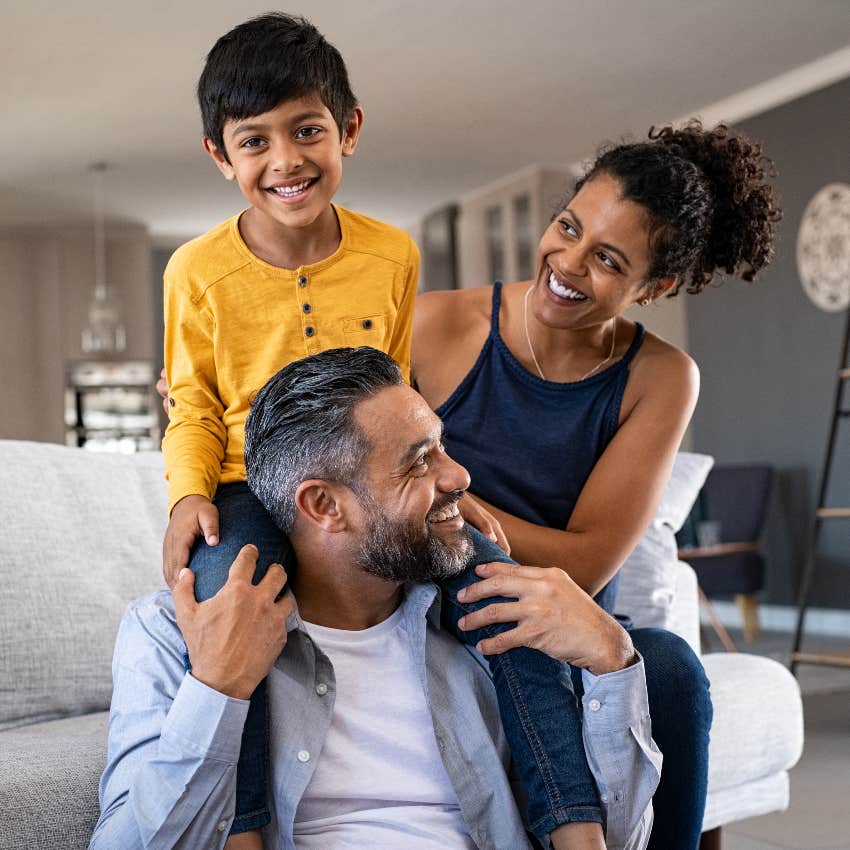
[187,481,291,834]
[453,529,713,849]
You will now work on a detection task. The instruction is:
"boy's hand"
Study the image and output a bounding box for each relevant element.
[173,545,294,700]
[163,494,220,587]
[459,494,510,555]
[156,367,169,415]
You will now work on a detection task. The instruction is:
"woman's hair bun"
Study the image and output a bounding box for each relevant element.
[650,120,782,292]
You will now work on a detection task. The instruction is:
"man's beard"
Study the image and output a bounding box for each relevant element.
[354,493,473,583]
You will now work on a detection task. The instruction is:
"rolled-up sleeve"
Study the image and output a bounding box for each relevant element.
[580,657,662,850]
[89,597,250,850]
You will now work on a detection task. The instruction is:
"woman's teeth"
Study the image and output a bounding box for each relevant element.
[428,502,461,523]
[548,272,588,301]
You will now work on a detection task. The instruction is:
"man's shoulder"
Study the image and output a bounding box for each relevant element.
[118,591,183,656]
[338,206,418,269]
[164,215,251,298]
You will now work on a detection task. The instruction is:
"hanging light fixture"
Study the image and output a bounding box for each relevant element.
[81,161,126,354]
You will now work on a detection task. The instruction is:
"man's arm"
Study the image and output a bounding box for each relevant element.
[456,561,661,850]
[90,547,292,849]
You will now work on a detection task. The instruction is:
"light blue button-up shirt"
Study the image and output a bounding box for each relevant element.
[90,584,660,850]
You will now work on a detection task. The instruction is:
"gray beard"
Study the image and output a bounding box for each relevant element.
[355,500,474,583]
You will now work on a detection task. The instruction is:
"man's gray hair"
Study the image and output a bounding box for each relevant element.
[244,347,404,533]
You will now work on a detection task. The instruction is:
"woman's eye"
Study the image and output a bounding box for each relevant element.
[559,219,578,237]
[597,252,620,271]
[295,126,321,140]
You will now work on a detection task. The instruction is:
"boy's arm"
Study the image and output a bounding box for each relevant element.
[386,236,420,385]
[161,267,227,514]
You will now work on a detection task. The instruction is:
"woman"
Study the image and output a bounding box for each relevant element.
[410,120,781,849]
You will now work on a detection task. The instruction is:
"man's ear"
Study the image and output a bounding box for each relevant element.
[202,137,236,181]
[294,479,350,532]
[340,106,364,158]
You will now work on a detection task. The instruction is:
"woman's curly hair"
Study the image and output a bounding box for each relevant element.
[575,120,782,295]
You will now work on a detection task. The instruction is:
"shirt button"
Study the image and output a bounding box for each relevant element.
[217,819,228,832]
[302,303,311,313]
[298,275,308,286]
[588,698,602,712]
[304,326,315,337]
[297,750,311,763]
[362,318,373,329]
[316,683,328,696]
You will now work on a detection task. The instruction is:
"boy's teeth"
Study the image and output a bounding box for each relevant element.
[271,180,311,196]
[548,271,588,301]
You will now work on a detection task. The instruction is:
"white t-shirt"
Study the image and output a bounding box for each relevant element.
[294,607,477,849]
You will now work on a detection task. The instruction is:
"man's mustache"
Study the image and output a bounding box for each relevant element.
[427,489,466,520]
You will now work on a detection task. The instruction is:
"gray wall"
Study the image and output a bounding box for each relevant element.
[686,77,850,608]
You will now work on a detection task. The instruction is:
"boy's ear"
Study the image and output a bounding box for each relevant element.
[294,479,350,532]
[340,106,365,158]
[202,137,236,181]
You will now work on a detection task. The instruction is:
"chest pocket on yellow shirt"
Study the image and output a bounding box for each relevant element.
[343,314,389,351]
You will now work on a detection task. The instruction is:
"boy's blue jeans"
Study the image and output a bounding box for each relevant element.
[189,482,712,847]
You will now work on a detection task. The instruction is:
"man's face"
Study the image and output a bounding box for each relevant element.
[350,385,473,582]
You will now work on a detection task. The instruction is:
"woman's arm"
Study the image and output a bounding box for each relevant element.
[472,347,699,597]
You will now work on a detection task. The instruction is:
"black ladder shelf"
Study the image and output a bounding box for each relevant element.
[790,305,850,675]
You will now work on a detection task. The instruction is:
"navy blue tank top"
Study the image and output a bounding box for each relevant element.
[436,282,645,613]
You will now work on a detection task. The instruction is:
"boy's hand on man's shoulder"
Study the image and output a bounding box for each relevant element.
[163,495,220,587]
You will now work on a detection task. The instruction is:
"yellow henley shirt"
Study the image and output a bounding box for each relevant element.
[162,205,420,513]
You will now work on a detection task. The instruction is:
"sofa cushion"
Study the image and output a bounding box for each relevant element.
[0,711,107,850]
[703,652,804,793]
[617,452,713,630]
[0,441,166,729]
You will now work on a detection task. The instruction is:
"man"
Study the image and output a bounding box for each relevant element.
[91,347,660,850]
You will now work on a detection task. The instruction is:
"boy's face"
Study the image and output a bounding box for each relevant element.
[204,93,363,232]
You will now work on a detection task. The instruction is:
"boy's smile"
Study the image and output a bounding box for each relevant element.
[203,94,363,261]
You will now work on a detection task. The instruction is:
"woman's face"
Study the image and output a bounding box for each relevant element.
[531,173,657,330]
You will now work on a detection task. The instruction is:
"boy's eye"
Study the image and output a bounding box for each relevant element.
[295,126,322,140]
[240,137,265,149]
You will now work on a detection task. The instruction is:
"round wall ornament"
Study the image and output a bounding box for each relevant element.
[796,182,850,312]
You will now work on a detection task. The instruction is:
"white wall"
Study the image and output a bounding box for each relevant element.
[0,225,154,443]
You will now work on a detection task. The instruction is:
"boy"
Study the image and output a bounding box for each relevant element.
[161,13,419,847]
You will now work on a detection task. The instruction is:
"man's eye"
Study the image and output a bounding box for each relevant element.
[295,127,321,140]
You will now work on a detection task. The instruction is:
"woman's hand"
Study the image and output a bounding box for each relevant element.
[457,561,635,675]
[156,367,169,415]
[459,494,510,555]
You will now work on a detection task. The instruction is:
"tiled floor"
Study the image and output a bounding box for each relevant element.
[703,628,850,850]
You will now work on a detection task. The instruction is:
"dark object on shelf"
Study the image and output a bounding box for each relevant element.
[791,304,850,674]
[678,464,774,644]
[421,204,459,292]
[65,361,160,453]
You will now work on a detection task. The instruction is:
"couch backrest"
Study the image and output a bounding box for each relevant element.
[0,441,167,729]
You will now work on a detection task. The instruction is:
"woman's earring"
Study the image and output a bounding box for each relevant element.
[639,297,652,306]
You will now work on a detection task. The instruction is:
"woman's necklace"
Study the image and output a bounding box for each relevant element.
[523,284,617,382]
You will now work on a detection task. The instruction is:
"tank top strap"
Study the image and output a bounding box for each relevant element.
[489,282,504,337]
[620,321,646,367]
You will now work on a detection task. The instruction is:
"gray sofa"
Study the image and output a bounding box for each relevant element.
[0,441,804,849]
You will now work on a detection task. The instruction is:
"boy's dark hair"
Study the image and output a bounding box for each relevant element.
[244,347,404,534]
[198,13,358,159]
